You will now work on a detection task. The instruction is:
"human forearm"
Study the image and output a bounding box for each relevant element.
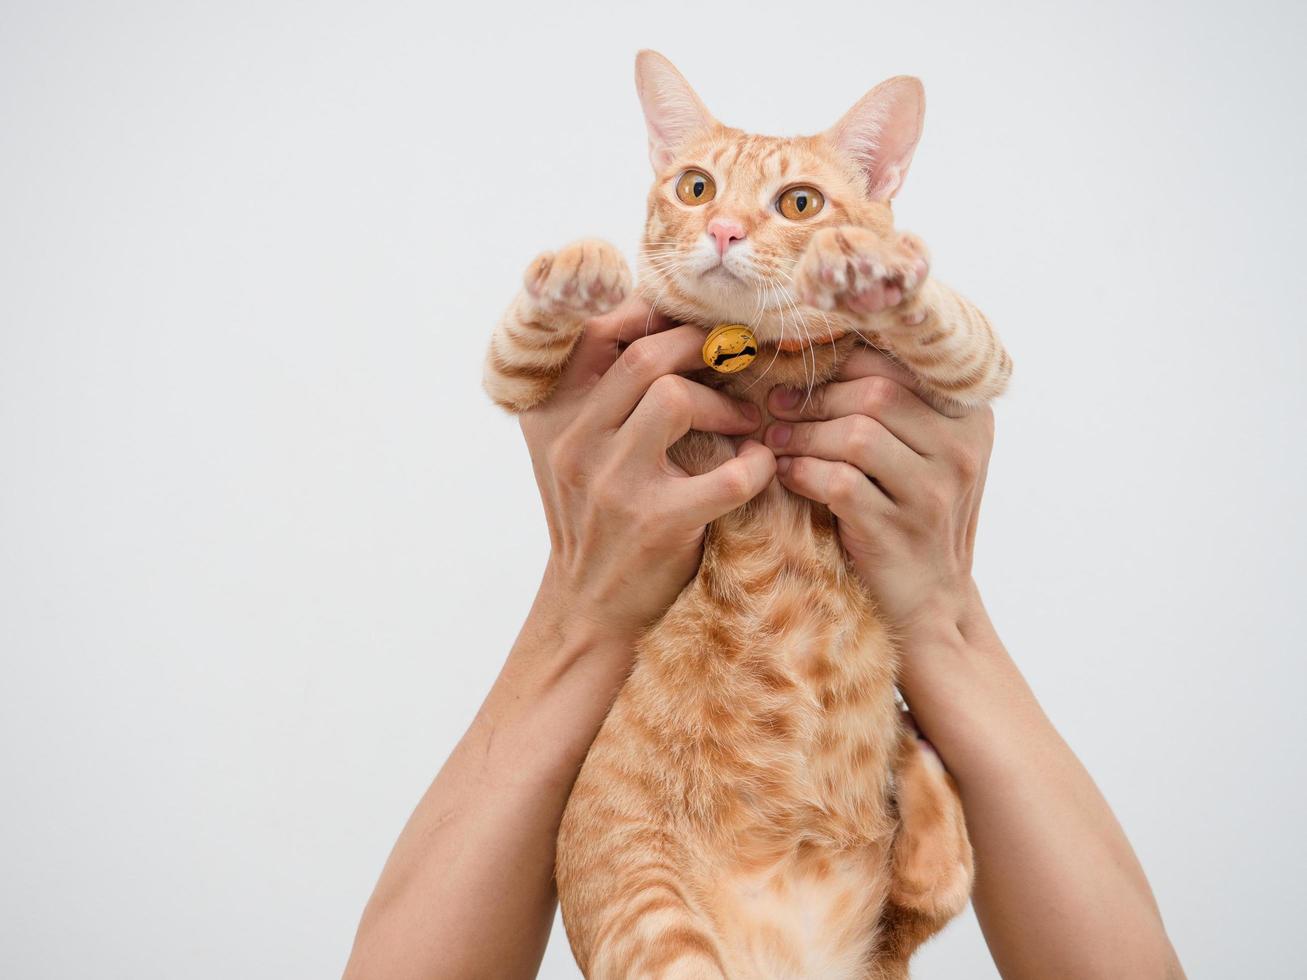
[344,581,632,980]
[897,584,1184,979]
[345,301,774,979]
[762,351,1181,974]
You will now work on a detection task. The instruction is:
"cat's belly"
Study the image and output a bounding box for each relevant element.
[557,482,905,975]
[581,635,899,977]
[640,560,902,826]
[613,476,904,843]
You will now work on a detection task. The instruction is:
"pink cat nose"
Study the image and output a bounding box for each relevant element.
[706,218,746,256]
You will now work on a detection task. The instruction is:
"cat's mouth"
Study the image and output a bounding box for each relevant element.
[767,328,849,352]
[702,265,742,283]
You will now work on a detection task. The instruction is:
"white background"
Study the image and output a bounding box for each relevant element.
[2,1,1304,977]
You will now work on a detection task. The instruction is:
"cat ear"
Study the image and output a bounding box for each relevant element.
[634,50,717,171]
[826,76,925,201]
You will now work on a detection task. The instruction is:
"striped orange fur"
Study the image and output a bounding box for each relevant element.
[484,51,1007,978]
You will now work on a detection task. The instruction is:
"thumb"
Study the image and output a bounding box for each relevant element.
[677,439,776,527]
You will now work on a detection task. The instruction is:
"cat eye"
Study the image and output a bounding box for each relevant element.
[777,186,825,220]
[675,170,717,206]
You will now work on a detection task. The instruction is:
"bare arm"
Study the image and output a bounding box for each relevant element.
[343,299,774,980]
[767,348,1184,978]
[342,593,627,980]
[897,590,1183,979]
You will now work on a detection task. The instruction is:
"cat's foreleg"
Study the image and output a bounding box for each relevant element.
[795,227,1011,413]
[483,239,630,413]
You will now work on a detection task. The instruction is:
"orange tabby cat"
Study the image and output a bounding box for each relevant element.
[484,51,1009,980]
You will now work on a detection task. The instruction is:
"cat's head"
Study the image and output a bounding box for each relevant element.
[634,50,924,351]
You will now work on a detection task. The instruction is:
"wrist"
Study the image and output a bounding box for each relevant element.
[893,582,1040,780]
[477,583,637,793]
[896,575,988,648]
[896,577,1010,693]
[530,559,644,655]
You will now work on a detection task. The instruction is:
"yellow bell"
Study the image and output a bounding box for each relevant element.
[702,324,758,374]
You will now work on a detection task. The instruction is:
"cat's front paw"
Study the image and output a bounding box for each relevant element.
[795,227,930,318]
[523,239,630,318]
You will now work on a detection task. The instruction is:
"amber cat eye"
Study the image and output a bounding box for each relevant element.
[675,170,717,206]
[777,186,825,220]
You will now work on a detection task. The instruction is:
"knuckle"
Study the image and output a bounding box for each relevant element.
[546,440,580,482]
[860,376,898,415]
[781,455,806,483]
[593,474,629,514]
[921,484,951,520]
[830,466,864,506]
[953,447,981,481]
[847,415,880,458]
[648,374,690,414]
[620,336,661,378]
[717,463,752,502]
[632,507,663,538]
[545,443,567,473]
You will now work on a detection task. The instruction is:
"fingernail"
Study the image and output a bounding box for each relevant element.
[771,387,800,410]
[740,402,761,424]
[766,423,791,448]
[776,456,792,475]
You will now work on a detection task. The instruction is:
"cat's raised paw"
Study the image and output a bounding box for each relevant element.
[795,227,930,317]
[524,239,631,318]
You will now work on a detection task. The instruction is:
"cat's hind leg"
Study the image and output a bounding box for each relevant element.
[876,723,975,974]
[483,239,630,412]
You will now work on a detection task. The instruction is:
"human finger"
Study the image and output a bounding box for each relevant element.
[765,414,924,501]
[622,375,761,453]
[671,439,777,528]
[555,295,678,396]
[833,346,918,386]
[768,374,943,456]
[775,454,892,524]
[579,325,715,430]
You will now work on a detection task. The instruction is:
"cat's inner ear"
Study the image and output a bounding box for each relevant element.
[634,50,717,172]
[827,76,925,201]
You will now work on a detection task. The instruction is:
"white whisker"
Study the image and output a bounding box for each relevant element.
[781,284,815,404]
[741,279,785,394]
[625,263,674,362]
[780,267,881,354]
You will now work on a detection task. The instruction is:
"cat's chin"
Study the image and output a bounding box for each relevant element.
[637,278,855,346]
[638,276,766,331]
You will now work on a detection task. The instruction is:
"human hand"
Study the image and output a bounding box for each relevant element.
[763,349,994,633]
[521,296,775,645]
